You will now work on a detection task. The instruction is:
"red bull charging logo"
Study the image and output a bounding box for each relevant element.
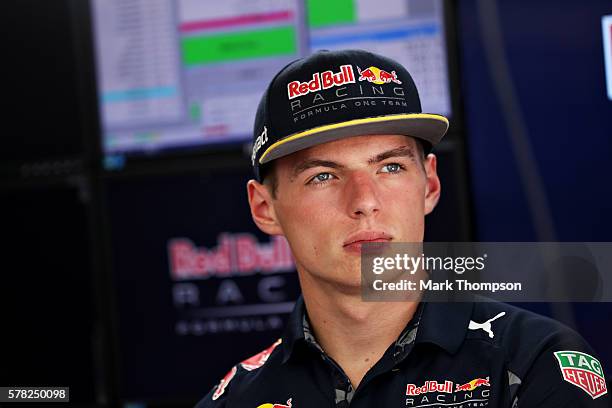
[257,398,292,408]
[455,377,490,392]
[357,66,402,85]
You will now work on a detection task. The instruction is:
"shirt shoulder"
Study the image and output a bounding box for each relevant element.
[194,338,283,408]
[469,301,594,376]
[469,301,609,406]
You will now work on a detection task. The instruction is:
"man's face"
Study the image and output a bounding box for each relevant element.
[248,134,441,290]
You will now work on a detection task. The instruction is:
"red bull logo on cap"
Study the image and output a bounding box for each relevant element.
[357,66,402,85]
[287,65,355,99]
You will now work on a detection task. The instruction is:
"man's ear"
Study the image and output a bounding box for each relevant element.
[247,179,284,235]
[423,153,441,215]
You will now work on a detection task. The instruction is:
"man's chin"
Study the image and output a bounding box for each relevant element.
[308,269,363,294]
[328,267,364,294]
[330,279,363,295]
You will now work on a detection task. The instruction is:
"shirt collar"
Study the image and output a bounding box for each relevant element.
[281,295,473,363]
[414,300,473,354]
[281,295,307,363]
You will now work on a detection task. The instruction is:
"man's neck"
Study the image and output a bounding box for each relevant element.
[300,278,418,389]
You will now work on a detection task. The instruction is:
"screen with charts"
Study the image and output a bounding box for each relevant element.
[91,0,452,167]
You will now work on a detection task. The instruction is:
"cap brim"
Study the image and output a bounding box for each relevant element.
[258,113,449,164]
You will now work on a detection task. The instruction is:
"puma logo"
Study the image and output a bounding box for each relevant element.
[468,312,506,338]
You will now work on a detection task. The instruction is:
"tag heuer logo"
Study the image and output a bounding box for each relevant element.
[554,350,607,399]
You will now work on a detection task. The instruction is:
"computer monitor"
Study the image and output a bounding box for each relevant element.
[90,0,453,169]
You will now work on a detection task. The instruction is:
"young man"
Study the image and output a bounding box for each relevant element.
[196,50,609,407]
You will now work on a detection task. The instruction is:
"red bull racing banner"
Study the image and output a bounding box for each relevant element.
[107,170,300,400]
[168,233,297,337]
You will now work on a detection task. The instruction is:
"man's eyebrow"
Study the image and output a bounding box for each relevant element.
[289,145,417,180]
[291,159,345,181]
[368,145,416,164]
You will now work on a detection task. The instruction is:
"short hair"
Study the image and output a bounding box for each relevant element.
[260,162,279,199]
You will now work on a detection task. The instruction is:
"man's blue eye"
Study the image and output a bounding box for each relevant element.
[314,173,332,182]
[382,163,403,173]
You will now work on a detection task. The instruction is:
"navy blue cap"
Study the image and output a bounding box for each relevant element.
[251,49,449,181]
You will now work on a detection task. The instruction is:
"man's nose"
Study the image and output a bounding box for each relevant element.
[344,172,382,218]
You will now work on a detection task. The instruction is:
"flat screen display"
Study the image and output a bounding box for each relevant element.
[90,0,452,167]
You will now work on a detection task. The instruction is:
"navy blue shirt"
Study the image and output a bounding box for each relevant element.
[195,297,610,407]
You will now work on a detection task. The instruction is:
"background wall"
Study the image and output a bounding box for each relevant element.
[458,0,612,372]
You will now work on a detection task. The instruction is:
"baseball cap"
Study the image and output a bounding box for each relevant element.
[251,49,449,181]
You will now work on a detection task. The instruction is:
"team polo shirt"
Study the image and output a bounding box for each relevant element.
[195,296,609,407]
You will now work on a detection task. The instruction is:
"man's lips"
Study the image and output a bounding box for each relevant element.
[343,231,393,248]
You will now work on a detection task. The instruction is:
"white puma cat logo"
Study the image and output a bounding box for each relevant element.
[468,312,506,338]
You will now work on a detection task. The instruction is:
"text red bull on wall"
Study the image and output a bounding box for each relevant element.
[168,234,294,280]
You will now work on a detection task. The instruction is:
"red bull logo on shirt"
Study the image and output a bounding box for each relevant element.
[257,398,292,408]
[212,339,282,401]
[211,365,237,400]
[406,380,454,396]
[454,377,490,392]
[406,378,490,396]
[357,66,402,85]
[405,377,491,407]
